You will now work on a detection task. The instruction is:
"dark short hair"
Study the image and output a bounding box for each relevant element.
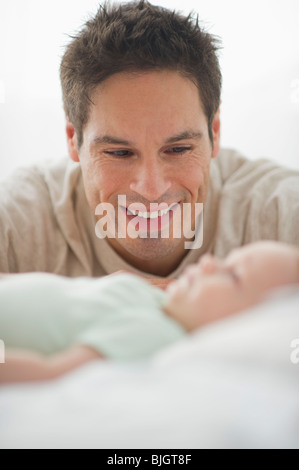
[60,0,222,148]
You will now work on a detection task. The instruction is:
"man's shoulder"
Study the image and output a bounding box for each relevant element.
[0,158,84,274]
[213,148,299,195]
[0,158,81,210]
[209,148,299,251]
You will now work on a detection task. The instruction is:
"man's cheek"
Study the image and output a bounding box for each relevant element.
[187,168,207,199]
[83,167,104,202]
[82,175,103,209]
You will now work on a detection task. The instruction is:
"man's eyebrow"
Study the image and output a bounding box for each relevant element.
[92,130,203,147]
[92,135,132,146]
[165,130,203,144]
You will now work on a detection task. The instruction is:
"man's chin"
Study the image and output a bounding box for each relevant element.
[108,236,185,262]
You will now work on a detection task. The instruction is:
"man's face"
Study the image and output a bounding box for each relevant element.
[68,70,220,273]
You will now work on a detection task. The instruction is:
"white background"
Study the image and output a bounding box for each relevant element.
[0,0,299,180]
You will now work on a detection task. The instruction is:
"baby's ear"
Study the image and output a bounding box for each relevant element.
[199,254,217,274]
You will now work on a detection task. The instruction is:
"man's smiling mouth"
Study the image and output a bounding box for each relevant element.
[126,202,180,219]
[120,202,181,234]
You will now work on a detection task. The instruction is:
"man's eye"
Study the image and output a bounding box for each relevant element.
[167,147,191,154]
[105,150,132,158]
[104,147,191,157]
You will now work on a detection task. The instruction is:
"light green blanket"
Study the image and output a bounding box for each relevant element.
[0,273,185,360]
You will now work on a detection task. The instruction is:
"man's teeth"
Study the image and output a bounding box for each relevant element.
[127,206,174,219]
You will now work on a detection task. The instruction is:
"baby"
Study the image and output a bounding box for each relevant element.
[0,240,299,384]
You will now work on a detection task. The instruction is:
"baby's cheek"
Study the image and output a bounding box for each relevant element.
[164,288,188,322]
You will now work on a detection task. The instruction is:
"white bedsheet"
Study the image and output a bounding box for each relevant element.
[1,287,299,449]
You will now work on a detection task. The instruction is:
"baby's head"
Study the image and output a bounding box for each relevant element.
[164,241,299,331]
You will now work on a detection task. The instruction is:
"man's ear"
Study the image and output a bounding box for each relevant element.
[65,116,80,162]
[211,106,221,159]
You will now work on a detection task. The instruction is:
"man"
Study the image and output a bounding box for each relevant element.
[0,0,298,289]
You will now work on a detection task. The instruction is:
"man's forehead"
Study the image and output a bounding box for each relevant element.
[89,70,204,113]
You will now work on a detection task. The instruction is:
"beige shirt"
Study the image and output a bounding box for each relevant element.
[0,148,299,279]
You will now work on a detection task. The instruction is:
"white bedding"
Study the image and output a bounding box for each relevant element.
[1,287,299,449]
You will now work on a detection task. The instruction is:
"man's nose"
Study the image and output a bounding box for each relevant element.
[129,156,171,201]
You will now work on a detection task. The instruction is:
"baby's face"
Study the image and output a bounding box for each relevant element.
[164,241,299,331]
